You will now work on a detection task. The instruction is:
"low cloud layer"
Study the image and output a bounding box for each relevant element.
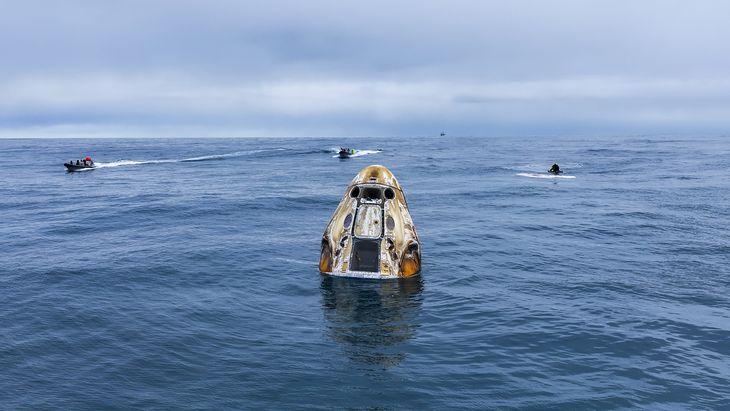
[2,0,729,137]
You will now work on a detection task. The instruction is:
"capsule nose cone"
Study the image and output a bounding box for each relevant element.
[351,165,400,188]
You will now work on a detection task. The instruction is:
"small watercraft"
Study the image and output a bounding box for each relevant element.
[64,157,95,171]
[548,163,562,174]
[338,148,357,158]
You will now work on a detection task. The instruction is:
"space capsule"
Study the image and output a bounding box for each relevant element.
[319,165,421,279]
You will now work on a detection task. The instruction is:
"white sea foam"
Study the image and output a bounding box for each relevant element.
[93,148,284,169]
[179,148,282,162]
[516,172,576,179]
[94,159,171,168]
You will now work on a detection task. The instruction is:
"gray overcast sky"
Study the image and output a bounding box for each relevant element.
[1,0,729,137]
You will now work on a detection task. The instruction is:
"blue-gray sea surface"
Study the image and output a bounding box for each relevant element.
[1,137,729,410]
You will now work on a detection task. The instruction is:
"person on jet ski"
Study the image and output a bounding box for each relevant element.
[549,163,561,174]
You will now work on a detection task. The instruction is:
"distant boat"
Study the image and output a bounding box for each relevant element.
[440,132,446,137]
[338,148,357,158]
[64,157,95,171]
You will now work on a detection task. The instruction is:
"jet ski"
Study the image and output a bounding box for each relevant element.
[338,148,357,158]
[548,163,562,174]
[65,157,95,171]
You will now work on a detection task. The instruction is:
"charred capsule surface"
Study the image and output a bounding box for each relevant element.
[320,165,421,279]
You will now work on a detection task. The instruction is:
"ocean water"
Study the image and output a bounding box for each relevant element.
[1,136,729,410]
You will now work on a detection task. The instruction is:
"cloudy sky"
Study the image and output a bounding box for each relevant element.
[1,0,729,137]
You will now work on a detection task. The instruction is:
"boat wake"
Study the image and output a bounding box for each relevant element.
[94,148,284,169]
[516,172,576,179]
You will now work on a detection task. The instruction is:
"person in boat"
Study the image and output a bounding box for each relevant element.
[68,157,94,168]
[549,163,561,174]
